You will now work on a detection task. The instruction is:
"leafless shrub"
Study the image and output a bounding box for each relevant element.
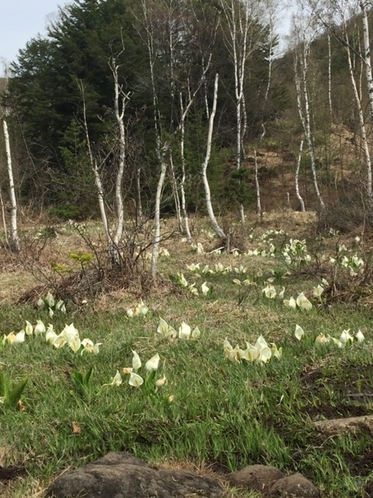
[17,220,159,305]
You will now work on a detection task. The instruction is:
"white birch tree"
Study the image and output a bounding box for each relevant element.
[109,57,131,250]
[1,62,20,252]
[79,76,131,265]
[219,0,254,223]
[201,73,226,241]
[140,0,170,278]
[295,140,306,211]
[2,118,20,252]
[291,10,325,209]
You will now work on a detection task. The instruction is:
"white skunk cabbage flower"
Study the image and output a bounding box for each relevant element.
[262,284,277,299]
[223,338,233,357]
[201,282,210,296]
[45,292,55,308]
[315,333,331,345]
[355,330,365,343]
[257,347,272,364]
[271,343,283,359]
[178,322,191,339]
[243,343,260,362]
[34,320,46,336]
[340,329,354,346]
[104,370,122,387]
[81,338,102,354]
[296,292,313,311]
[196,243,204,254]
[25,321,33,336]
[157,318,169,336]
[331,337,343,348]
[284,297,296,309]
[191,326,201,339]
[294,324,305,341]
[155,376,167,388]
[132,350,142,372]
[3,330,25,345]
[128,372,143,388]
[145,353,160,372]
[312,285,324,299]
[68,335,81,353]
[46,325,58,344]
[135,300,148,316]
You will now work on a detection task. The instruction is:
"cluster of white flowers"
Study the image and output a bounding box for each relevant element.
[223,335,282,364]
[284,292,313,311]
[191,242,205,254]
[245,248,274,257]
[37,292,66,318]
[262,283,285,300]
[242,229,286,258]
[104,351,168,391]
[340,254,364,276]
[173,273,210,296]
[260,229,287,241]
[157,318,201,340]
[261,282,324,310]
[126,300,149,318]
[3,321,102,355]
[295,324,365,347]
[329,244,364,277]
[186,262,248,276]
[282,239,311,268]
[141,246,171,261]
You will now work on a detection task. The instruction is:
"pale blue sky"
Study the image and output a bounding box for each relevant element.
[0,0,67,70]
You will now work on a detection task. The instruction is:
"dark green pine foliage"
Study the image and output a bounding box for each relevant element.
[8,0,147,207]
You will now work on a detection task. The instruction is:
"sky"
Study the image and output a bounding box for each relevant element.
[0,0,66,71]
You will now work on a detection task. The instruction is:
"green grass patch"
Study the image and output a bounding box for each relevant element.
[1,223,373,497]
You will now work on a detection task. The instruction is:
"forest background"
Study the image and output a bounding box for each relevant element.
[1,0,371,236]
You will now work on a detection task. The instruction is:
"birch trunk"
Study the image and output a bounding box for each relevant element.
[360,0,373,197]
[294,49,325,209]
[141,0,169,277]
[327,33,333,123]
[136,166,143,228]
[177,58,212,241]
[151,151,168,278]
[3,119,20,252]
[80,82,111,248]
[295,140,306,212]
[169,150,182,230]
[111,58,130,248]
[201,73,226,241]
[179,92,192,241]
[220,0,252,223]
[254,149,262,217]
[0,185,8,246]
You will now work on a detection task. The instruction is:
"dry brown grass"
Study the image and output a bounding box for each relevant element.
[0,210,327,311]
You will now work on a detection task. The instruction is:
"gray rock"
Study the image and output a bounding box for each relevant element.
[269,473,320,497]
[227,464,284,493]
[46,451,223,498]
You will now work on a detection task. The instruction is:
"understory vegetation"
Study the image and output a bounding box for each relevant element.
[2,213,373,497]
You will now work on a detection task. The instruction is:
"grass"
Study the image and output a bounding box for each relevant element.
[1,213,373,497]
